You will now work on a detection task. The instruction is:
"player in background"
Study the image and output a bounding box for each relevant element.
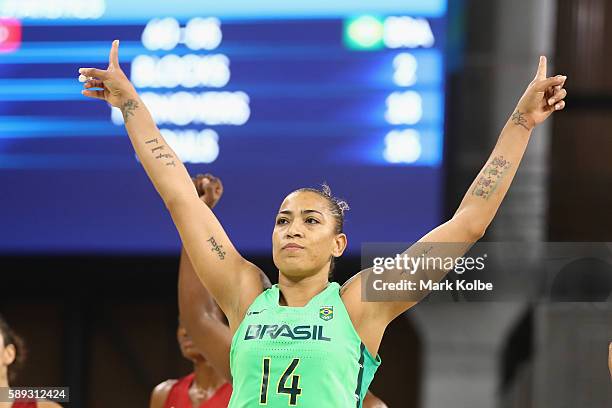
[150,175,232,408]
[0,316,62,408]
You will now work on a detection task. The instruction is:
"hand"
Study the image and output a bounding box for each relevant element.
[78,40,137,108]
[514,56,567,130]
[192,174,224,209]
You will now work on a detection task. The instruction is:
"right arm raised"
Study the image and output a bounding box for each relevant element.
[79,40,263,327]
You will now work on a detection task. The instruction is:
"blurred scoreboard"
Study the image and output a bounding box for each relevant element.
[0,0,450,254]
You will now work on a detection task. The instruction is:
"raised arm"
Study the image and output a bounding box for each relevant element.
[437,57,566,241]
[343,57,568,333]
[78,41,263,328]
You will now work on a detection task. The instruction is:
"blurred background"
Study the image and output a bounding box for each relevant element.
[1,0,611,406]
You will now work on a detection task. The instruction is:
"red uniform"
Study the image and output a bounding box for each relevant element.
[164,373,232,408]
[12,402,37,408]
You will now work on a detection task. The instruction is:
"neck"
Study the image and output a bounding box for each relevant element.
[277,270,329,307]
[0,369,8,388]
[192,359,225,392]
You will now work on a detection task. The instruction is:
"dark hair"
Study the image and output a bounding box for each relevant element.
[0,315,25,383]
[293,183,350,278]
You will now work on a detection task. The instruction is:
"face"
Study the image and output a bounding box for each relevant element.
[272,191,347,278]
[176,323,204,362]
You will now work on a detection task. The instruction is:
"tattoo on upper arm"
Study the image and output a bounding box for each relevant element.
[207,236,227,260]
[121,99,139,123]
[400,245,434,275]
[511,110,530,131]
[471,156,512,199]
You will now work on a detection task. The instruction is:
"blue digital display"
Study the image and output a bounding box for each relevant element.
[0,1,448,254]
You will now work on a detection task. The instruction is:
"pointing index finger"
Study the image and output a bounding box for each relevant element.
[109,39,120,68]
[536,55,547,80]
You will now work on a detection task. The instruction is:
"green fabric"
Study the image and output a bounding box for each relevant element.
[229,282,381,407]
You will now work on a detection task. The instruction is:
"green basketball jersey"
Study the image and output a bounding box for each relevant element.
[228,282,381,407]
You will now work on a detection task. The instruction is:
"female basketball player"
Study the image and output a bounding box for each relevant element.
[149,320,233,408]
[0,316,62,408]
[80,40,567,407]
[168,174,387,407]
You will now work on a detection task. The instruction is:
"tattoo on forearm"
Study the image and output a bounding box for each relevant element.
[207,236,226,260]
[155,153,173,160]
[471,156,512,199]
[511,110,530,131]
[121,99,139,123]
[145,138,175,165]
[146,139,175,166]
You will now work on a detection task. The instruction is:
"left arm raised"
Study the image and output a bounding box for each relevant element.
[343,56,567,328]
[440,55,567,239]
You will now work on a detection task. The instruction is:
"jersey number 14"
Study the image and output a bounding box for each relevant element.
[260,357,302,405]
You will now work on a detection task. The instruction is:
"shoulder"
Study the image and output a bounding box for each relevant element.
[153,378,179,392]
[339,270,395,356]
[152,379,179,395]
[363,391,388,408]
[150,379,179,408]
[231,261,268,323]
[259,270,272,289]
[340,270,362,296]
[340,270,366,318]
[37,402,64,408]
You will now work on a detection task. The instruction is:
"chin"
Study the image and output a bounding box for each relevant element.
[185,352,205,362]
[276,258,325,279]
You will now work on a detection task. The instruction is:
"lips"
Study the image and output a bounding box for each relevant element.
[282,243,304,250]
[179,338,194,348]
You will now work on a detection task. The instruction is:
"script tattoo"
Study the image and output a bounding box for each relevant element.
[155,153,173,160]
[207,236,226,260]
[511,110,530,131]
[121,99,139,123]
[145,138,174,166]
[472,155,512,199]
[400,245,434,275]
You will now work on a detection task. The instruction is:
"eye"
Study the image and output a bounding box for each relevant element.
[276,218,289,225]
[305,217,320,224]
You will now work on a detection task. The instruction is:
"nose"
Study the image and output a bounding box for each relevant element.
[285,220,304,239]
